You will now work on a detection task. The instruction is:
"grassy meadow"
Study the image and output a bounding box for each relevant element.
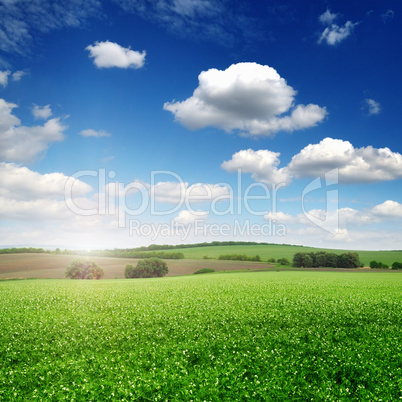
[173,244,402,266]
[0,271,401,400]
[0,254,271,279]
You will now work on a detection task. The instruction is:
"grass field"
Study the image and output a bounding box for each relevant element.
[0,271,401,400]
[0,254,271,279]
[172,244,402,266]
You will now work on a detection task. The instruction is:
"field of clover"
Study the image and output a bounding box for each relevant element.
[0,271,401,400]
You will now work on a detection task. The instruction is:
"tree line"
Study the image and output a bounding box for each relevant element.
[293,252,362,268]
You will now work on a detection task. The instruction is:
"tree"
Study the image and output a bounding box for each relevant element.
[125,258,168,278]
[392,262,402,270]
[65,259,104,279]
[277,258,289,265]
[292,252,304,267]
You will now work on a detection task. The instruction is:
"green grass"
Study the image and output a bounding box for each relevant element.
[0,271,401,400]
[172,244,402,266]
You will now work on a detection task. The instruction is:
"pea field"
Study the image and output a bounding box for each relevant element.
[1,271,401,400]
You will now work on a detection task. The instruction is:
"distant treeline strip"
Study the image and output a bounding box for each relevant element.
[89,250,184,259]
[0,247,47,254]
[130,241,297,251]
[218,254,262,262]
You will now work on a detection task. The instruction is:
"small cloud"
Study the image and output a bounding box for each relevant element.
[86,41,146,69]
[80,129,111,138]
[0,70,11,87]
[319,9,338,25]
[382,9,394,23]
[32,104,52,120]
[173,210,209,226]
[364,98,381,115]
[318,21,357,45]
[12,70,27,82]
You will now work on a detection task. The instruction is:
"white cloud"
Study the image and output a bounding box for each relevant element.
[0,98,66,163]
[319,9,337,25]
[318,21,357,45]
[264,211,295,223]
[113,0,258,47]
[0,162,92,201]
[164,62,327,137]
[32,104,52,120]
[382,10,394,23]
[225,138,402,186]
[221,149,289,185]
[86,41,146,69]
[172,0,213,18]
[11,70,26,81]
[0,0,101,57]
[264,201,402,232]
[371,200,402,219]
[151,181,230,204]
[0,70,11,87]
[80,128,111,138]
[0,163,94,223]
[287,138,402,183]
[365,98,381,115]
[173,209,209,225]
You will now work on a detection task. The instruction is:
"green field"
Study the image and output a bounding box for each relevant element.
[1,271,401,400]
[173,244,402,266]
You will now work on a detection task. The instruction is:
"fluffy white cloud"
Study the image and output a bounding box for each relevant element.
[0,99,66,163]
[221,149,289,185]
[225,138,402,185]
[173,209,209,225]
[365,98,381,115]
[319,9,337,25]
[287,138,402,183]
[318,21,357,45]
[264,201,402,231]
[0,197,72,221]
[32,104,52,120]
[0,162,92,201]
[164,62,327,137]
[80,129,111,138]
[371,200,402,219]
[0,162,94,223]
[151,181,230,204]
[0,70,10,87]
[86,41,146,69]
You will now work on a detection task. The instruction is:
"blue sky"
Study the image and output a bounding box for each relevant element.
[1,0,402,250]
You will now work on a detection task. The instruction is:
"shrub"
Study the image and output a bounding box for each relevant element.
[267,258,276,263]
[277,258,290,265]
[65,259,104,280]
[370,261,389,269]
[392,261,402,270]
[125,258,168,278]
[194,268,215,274]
